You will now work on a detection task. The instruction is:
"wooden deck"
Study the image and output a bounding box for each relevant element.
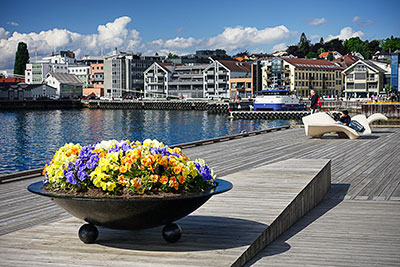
[1,126,400,266]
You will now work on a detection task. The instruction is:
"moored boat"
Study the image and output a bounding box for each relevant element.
[253,88,306,111]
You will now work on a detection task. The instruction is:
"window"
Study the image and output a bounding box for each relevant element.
[246,82,251,89]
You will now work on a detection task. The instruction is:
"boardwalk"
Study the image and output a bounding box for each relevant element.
[1,126,400,266]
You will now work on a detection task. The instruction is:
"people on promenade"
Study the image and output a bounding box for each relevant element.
[336,110,351,126]
[310,90,321,114]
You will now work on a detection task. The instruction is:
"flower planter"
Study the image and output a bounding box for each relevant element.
[28,179,232,243]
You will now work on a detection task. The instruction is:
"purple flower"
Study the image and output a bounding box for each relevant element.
[86,154,99,169]
[150,147,169,157]
[79,144,96,161]
[195,163,213,181]
[65,170,77,184]
[77,169,88,181]
[74,159,86,171]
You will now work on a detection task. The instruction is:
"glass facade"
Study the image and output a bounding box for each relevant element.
[391,53,399,91]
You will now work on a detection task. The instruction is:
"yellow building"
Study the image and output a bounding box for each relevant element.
[282,58,344,97]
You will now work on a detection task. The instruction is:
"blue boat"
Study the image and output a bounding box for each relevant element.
[253,88,306,111]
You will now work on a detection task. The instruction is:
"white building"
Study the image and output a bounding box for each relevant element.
[68,65,90,86]
[0,83,57,100]
[144,63,208,98]
[44,73,83,98]
[25,50,76,85]
[342,59,391,98]
[103,49,164,98]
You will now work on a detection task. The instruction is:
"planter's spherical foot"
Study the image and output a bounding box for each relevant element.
[79,224,99,244]
[162,223,182,243]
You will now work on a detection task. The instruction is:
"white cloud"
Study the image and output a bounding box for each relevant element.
[326,27,364,41]
[308,18,327,26]
[352,16,360,23]
[0,16,142,69]
[7,21,19,27]
[0,28,10,39]
[0,16,296,69]
[270,43,287,53]
[206,25,295,51]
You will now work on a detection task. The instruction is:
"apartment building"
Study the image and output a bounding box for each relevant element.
[144,63,209,98]
[203,60,252,99]
[68,65,90,86]
[143,62,171,98]
[343,59,391,98]
[391,51,399,91]
[281,58,344,97]
[261,57,291,90]
[85,63,104,97]
[104,50,163,98]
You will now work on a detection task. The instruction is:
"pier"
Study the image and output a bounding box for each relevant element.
[1,126,400,266]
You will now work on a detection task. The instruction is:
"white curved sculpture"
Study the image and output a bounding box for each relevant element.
[367,113,388,125]
[352,115,372,135]
[302,112,365,140]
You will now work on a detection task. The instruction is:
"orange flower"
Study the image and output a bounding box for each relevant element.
[71,146,79,155]
[42,165,47,175]
[173,165,183,174]
[99,152,106,158]
[169,158,177,167]
[169,177,179,190]
[151,174,160,182]
[160,156,168,167]
[141,158,152,167]
[160,176,169,184]
[131,178,141,189]
[178,176,185,184]
[125,163,132,171]
[119,165,128,173]
[118,175,128,186]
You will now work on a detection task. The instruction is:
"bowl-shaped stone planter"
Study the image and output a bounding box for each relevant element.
[28,179,232,243]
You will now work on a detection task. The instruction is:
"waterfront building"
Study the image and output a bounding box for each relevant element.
[261,57,291,90]
[104,49,163,98]
[143,62,171,98]
[25,63,68,84]
[85,63,104,97]
[68,65,90,86]
[281,58,344,97]
[25,50,75,85]
[144,62,208,98]
[391,51,399,91]
[203,59,252,99]
[44,73,83,98]
[342,59,391,98]
[0,82,57,100]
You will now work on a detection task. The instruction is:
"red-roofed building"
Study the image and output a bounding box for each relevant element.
[0,78,25,83]
[333,53,361,68]
[203,59,253,99]
[281,58,344,97]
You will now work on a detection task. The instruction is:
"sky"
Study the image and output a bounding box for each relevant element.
[1,0,399,72]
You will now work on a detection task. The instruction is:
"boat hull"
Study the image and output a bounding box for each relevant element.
[253,103,306,111]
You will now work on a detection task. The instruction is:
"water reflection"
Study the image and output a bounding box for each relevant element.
[0,109,293,174]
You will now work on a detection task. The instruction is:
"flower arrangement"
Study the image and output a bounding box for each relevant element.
[43,139,216,196]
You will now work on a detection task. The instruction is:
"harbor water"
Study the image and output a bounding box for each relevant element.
[0,109,294,175]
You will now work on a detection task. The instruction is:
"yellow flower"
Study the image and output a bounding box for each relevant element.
[107,182,116,191]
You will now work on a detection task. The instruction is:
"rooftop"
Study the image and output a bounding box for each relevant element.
[282,58,344,70]
[218,60,251,72]
[48,73,83,85]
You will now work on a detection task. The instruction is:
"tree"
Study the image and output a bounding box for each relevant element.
[382,36,400,52]
[286,45,304,58]
[298,32,310,56]
[306,51,318,59]
[0,73,4,78]
[368,40,381,56]
[167,53,179,59]
[155,52,159,56]
[325,38,346,55]
[319,37,324,44]
[14,42,30,75]
[327,52,334,61]
[344,37,370,59]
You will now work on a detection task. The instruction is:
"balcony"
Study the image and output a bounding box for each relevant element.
[347,78,354,82]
